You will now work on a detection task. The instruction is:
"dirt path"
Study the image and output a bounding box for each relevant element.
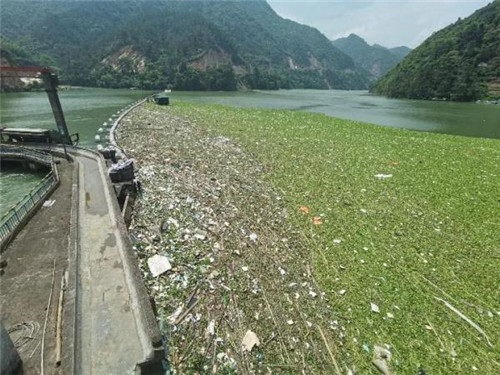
[117,104,345,374]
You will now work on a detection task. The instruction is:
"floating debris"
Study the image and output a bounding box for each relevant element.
[373,345,392,375]
[374,174,393,180]
[159,220,169,233]
[249,233,258,242]
[371,303,380,313]
[147,255,172,277]
[206,320,216,337]
[216,353,237,370]
[241,330,260,352]
[167,306,183,324]
[168,217,179,228]
[193,229,207,241]
[434,297,493,347]
[115,104,343,373]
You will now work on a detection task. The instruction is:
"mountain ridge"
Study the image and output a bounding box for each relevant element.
[0,0,371,91]
[372,0,500,101]
[331,34,411,79]
[388,46,412,60]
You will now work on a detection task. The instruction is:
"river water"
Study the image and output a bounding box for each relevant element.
[1,88,498,215]
[0,167,46,215]
[172,90,500,139]
[1,88,152,215]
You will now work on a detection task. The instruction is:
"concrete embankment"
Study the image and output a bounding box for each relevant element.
[0,157,73,374]
[72,148,163,374]
[1,133,163,374]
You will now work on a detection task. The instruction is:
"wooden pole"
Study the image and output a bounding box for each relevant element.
[55,270,67,366]
[41,260,56,375]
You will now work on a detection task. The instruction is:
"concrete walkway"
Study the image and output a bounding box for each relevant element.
[73,149,162,375]
[1,148,162,375]
[0,158,73,375]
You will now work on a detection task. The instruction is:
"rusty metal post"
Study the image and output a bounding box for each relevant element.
[40,71,72,146]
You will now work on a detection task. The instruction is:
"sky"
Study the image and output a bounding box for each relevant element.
[267,0,492,48]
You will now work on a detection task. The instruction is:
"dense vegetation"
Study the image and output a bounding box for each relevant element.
[153,100,500,373]
[373,0,500,101]
[388,46,413,60]
[332,34,411,79]
[0,37,48,91]
[1,0,371,91]
[0,37,37,66]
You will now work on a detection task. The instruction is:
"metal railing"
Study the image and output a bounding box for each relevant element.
[0,144,54,165]
[0,147,59,243]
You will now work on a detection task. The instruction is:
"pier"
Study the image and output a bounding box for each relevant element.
[0,145,60,250]
[1,144,163,375]
[0,90,162,374]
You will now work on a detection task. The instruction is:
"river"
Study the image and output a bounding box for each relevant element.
[1,88,499,215]
[1,88,152,215]
[171,90,500,139]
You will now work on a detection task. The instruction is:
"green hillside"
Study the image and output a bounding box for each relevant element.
[0,0,371,91]
[0,36,54,91]
[373,0,500,101]
[389,46,412,60]
[332,34,410,79]
[1,37,36,66]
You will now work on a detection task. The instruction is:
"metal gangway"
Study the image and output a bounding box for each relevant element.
[0,146,59,247]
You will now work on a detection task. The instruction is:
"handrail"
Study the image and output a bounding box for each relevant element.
[0,144,53,165]
[0,147,59,243]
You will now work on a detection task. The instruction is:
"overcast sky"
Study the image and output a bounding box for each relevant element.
[267,0,492,48]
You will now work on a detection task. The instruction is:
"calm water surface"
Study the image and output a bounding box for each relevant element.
[0,167,46,215]
[1,88,153,148]
[0,88,152,215]
[172,90,500,139]
[1,88,498,214]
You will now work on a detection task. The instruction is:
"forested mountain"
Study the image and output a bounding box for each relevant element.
[0,37,39,67]
[0,0,371,91]
[373,0,500,101]
[332,34,411,79]
[388,46,412,60]
[0,37,48,91]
